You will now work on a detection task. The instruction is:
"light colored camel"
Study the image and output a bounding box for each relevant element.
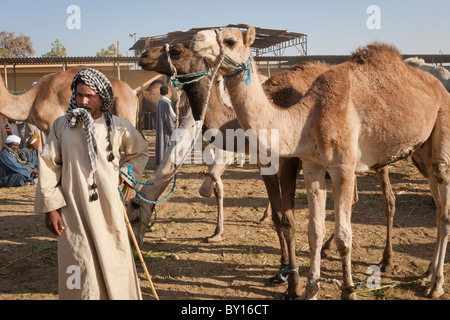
[404,57,450,92]
[132,41,400,277]
[130,42,273,245]
[191,27,450,299]
[136,79,188,131]
[0,66,139,135]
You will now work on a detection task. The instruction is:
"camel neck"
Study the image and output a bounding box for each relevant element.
[0,76,35,121]
[224,62,311,157]
[183,73,237,131]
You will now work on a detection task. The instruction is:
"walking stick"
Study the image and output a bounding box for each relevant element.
[122,204,159,300]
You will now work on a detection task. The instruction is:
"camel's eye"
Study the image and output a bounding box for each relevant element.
[224,39,236,48]
[169,49,182,58]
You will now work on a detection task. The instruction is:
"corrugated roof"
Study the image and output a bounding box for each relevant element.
[129,24,308,56]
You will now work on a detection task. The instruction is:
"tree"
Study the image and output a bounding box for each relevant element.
[0,31,35,58]
[96,43,122,57]
[42,39,67,57]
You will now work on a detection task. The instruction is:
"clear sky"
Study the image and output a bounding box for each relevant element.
[2,0,450,57]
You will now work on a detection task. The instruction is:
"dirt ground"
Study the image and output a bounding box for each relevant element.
[0,130,449,301]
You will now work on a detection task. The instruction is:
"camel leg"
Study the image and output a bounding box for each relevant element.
[198,150,232,242]
[425,109,450,298]
[425,159,450,298]
[207,176,225,242]
[267,157,300,285]
[259,173,287,284]
[329,164,357,300]
[258,200,272,224]
[375,167,396,272]
[298,160,327,300]
[321,175,358,258]
[425,179,449,298]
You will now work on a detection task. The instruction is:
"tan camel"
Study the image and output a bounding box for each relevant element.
[0,66,139,135]
[191,27,450,300]
[136,79,188,131]
[132,41,401,277]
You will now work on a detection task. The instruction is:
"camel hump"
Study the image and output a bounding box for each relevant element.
[351,42,402,65]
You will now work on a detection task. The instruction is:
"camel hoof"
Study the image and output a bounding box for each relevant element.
[425,284,444,299]
[379,260,394,272]
[206,235,222,242]
[341,291,357,300]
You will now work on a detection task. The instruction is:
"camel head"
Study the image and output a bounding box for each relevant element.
[191,27,256,77]
[139,41,195,76]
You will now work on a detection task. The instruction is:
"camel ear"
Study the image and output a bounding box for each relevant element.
[244,26,256,47]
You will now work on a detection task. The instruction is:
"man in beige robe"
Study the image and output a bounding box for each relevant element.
[34,68,149,300]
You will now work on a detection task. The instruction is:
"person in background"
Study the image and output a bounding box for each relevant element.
[0,135,37,187]
[155,85,176,166]
[21,133,40,175]
[0,116,7,150]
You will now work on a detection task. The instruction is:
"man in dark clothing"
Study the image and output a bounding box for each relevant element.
[0,135,37,187]
[155,85,176,166]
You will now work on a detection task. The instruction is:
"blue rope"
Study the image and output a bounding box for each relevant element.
[171,69,213,88]
[119,130,178,205]
[223,55,253,85]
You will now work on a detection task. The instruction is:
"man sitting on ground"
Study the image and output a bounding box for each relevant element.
[0,135,37,187]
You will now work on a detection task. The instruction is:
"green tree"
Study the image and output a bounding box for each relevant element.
[42,39,67,57]
[0,31,35,58]
[96,43,122,57]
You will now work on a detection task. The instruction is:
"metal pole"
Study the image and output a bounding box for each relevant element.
[13,63,16,91]
[117,41,121,80]
[3,62,7,88]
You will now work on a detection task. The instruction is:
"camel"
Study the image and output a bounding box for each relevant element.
[132,41,402,277]
[0,66,139,135]
[404,57,450,92]
[130,42,277,245]
[191,27,450,300]
[136,79,188,132]
[130,42,337,250]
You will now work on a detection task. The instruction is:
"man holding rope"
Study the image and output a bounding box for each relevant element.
[34,68,149,300]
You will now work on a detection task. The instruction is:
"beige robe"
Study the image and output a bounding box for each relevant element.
[34,114,149,300]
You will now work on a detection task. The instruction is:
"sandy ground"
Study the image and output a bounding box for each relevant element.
[0,131,449,301]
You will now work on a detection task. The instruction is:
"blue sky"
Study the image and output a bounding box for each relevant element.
[2,0,449,57]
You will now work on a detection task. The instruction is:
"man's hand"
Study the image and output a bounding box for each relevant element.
[45,210,65,236]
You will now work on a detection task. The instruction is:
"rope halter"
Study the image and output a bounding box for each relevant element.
[222,54,254,85]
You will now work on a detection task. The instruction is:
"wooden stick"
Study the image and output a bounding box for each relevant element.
[122,205,159,300]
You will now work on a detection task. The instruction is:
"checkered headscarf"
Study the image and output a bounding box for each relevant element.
[65,68,115,201]
[66,68,115,173]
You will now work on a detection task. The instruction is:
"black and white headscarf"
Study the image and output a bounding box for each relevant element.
[65,68,115,201]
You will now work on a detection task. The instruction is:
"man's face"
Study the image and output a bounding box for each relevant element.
[8,142,19,152]
[75,83,103,119]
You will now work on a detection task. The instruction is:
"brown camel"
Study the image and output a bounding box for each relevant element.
[191,27,450,300]
[136,79,188,131]
[0,66,139,135]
